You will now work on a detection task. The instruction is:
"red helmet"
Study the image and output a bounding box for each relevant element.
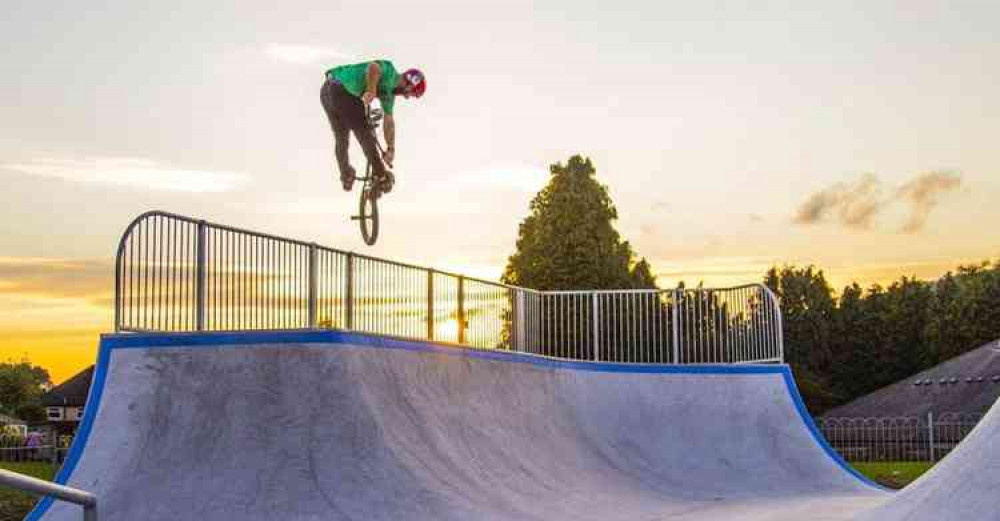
[403,68,426,98]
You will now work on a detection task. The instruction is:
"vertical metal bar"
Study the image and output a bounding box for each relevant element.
[427,269,434,340]
[195,220,207,331]
[457,276,466,344]
[129,226,136,329]
[345,253,354,330]
[308,244,318,328]
[169,219,176,330]
[592,293,600,361]
[928,411,936,463]
[114,231,124,332]
[672,288,681,364]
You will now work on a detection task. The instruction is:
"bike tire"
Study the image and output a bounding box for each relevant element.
[358,187,379,245]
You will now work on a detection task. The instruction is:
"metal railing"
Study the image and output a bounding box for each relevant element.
[0,433,73,463]
[115,211,783,364]
[816,412,983,462]
[0,468,97,520]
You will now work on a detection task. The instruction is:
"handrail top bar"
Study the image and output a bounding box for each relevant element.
[544,284,771,295]
[0,468,96,506]
[120,211,776,296]
[118,211,516,291]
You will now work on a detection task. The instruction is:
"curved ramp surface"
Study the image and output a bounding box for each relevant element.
[853,397,1000,521]
[30,331,886,520]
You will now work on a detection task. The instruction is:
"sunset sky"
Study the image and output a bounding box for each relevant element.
[2,1,998,383]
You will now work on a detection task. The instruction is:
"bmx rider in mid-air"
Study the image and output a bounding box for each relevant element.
[320,59,426,193]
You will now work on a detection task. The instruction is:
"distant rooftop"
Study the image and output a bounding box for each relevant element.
[41,365,95,407]
[822,339,1000,418]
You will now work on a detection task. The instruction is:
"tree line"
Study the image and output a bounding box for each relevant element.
[767,261,1000,413]
[502,154,999,414]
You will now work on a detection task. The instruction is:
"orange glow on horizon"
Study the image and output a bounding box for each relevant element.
[1,255,992,385]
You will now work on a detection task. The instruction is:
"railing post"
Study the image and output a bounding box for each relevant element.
[308,244,318,328]
[928,411,936,463]
[515,290,526,352]
[345,253,354,330]
[195,220,208,331]
[592,293,600,361]
[457,276,466,344]
[114,247,122,333]
[672,288,681,364]
[427,270,434,341]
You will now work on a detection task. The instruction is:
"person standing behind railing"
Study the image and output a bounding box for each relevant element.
[25,431,42,461]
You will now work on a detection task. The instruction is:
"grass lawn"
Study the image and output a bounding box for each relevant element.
[851,461,934,489]
[0,461,58,521]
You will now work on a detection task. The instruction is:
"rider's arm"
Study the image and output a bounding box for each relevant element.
[364,62,382,103]
[384,113,395,156]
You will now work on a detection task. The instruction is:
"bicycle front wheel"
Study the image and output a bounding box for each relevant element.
[358,187,379,245]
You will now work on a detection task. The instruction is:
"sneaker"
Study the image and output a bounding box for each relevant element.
[377,170,394,194]
[340,166,356,191]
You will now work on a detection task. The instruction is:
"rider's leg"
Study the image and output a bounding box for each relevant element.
[321,79,356,189]
[330,83,390,178]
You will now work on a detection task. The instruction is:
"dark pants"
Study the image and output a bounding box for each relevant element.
[320,79,387,178]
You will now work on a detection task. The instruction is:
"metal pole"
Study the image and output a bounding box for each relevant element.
[0,468,97,520]
[345,253,354,330]
[457,276,466,345]
[672,288,681,364]
[515,290,526,352]
[307,244,318,328]
[427,270,434,341]
[592,293,600,361]
[195,220,207,331]
[928,411,936,463]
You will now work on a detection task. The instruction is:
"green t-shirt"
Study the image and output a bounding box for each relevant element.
[326,60,400,114]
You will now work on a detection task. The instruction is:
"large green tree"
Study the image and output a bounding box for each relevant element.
[502,155,655,290]
[764,265,840,411]
[767,259,1000,415]
[0,358,51,423]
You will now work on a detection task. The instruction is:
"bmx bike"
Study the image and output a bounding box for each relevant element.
[350,107,394,246]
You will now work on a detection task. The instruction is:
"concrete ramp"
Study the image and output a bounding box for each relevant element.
[29,331,886,520]
[852,393,1000,521]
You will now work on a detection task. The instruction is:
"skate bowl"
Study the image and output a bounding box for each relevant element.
[28,329,893,521]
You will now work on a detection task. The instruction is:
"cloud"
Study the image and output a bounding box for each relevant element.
[895,171,961,233]
[794,173,882,229]
[0,257,112,307]
[3,156,250,193]
[793,171,963,233]
[266,44,356,65]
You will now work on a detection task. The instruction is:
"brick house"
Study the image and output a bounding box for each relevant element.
[41,365,95,437]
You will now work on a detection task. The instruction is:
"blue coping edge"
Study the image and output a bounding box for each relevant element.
[778,370,893,493]
[26,341,112,521]
[27,329,885,519]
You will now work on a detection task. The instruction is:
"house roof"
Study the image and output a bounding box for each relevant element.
[41,365,95,407]
[0,413,26,425]
[821,339,1000,419]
